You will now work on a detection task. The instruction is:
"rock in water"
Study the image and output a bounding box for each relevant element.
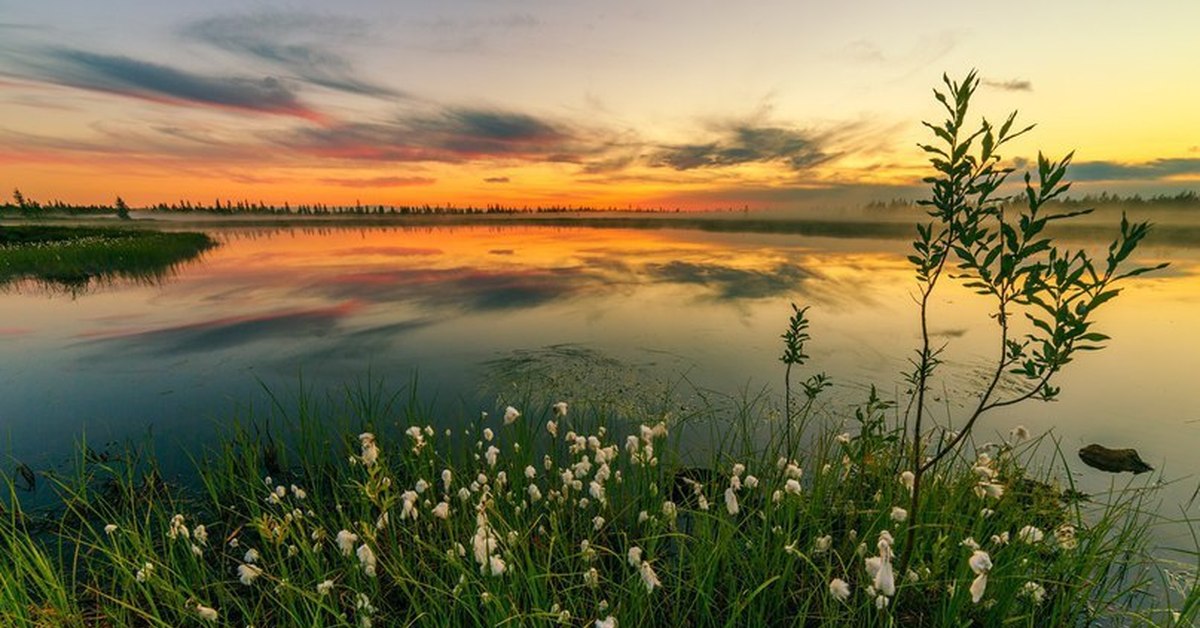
[1078,444,1154,474]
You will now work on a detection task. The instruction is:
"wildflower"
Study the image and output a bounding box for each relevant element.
[1018,525,1045,544]
[488,554,507,576]
[359,433,378,466]
[593,516,606,531]
[414,478,430,494]
[104,524,118,536]
[357,543,377,577]
[724,487,740,515]
[974,482,1005,499]
[875,594,889,609]
[553,402,568,417]
[433,501,451,519]
[483,428,494,442]
[980,508,995,518]
[441,469,453,492]
[865,556,895,597]
[638,560,662,592]
[527,484,543,502]
[744,474,759,489]
[524,465,537,479]
[193,524,208,545]
[504,406,521,425]
[732,462,746,477]
[1021,581,1046,605]
[815,535,832,552]
[191,543,203,556]
[401,490,419,520]
[637,510,650,524]
[891,506,908,523]
[835,432,852,444]
[194,603,218,621]
[961,537,980,550]
[1054,523,1078,550]
[784,462,803,480]
[316,579,334,595]
[135,562,154,582]
[168,514,189,540]
[546,421,559,439]
[829,578,851,601]
[238,563,263,585]
[662,501,677,519]
[628,546,643,566]
[485,445,500,468]
[968,549,991,603]
[899,470,915,492]
[336,530,359,556]
[784,478,802,496]
[244,548,260,563]
[1010,425,1030,442]
[990,532,1010,546]
[584,567,600,588]
[772,490,783,503]
[595,616,617,628]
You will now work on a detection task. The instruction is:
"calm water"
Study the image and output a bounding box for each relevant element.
[3,220,1198,515]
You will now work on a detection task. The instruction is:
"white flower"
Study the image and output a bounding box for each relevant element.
[316,579,334,595]
[724,487,740,515]
[104,524,118,536]
[890,506,908,523]
[875,594,889,610]
[829,578,851,601]
[192,524,208,545]
[595,615,616,628]
[1055,523,1078,550]
[336,530,359,556]
[867,556,895,597]
[546,420,559,438]
[1018,525,1045,544]
[638,560,661,592]
[627,546,643,567]
[1021,581,1046,605]
[662,501,677,519]
[194,603,218,621]
[637,510,650,524]
[527,484,543,502]
[593,516,605,531]
[815,535,832,553]
[584,567,600,588]
[835,432,852,444]
[899,471,915,492]
[744,475,759,489]
[168,514,189,540]
[441,469,453,492]
[237,563,263,585]
[291,484,307,499]
[970,573,988,603]
[524,465,537,479]
[243,548,260,563]
[488,554,507,576]
[482,428,494,442]
[357,543,377,577]
[401,490,419,520]
[135,562,154,582]
[504,406,521,425]
[968,549,992,575]
[1010,425,1030,442]
[784,478,802,496]
[960,537,980,550]
[414,479,430,494]
[731,463,746,477]
[552,402,568,417]
[359,433,378,466]
[432,501,451,519]
[485,445,500,468]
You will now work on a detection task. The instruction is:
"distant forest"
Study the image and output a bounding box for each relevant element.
[2,187,1198,218]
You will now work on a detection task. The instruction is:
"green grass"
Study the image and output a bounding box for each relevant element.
[1,381,1195,627]
[0,225,215,291]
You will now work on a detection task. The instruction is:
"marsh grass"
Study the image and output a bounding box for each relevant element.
[1,379,1194,627]
[0,226,215,292]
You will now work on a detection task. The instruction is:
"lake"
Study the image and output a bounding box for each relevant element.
[3,217,1198,521]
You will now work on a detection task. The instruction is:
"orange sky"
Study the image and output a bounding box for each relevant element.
[2,1,1198,210]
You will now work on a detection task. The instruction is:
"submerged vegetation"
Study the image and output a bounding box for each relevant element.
[0,225,215,292]
[0,73,1195,626]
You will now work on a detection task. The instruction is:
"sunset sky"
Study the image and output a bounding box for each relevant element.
[1,0,1197,210]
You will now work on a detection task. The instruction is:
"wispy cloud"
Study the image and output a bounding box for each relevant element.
[484,176,510,183]
[11,47,323,120]
[983,78,1033,92]
[653,123,832,172]
[319,176,436,187]
[1070,158,1200,181]
[182,12,401,98]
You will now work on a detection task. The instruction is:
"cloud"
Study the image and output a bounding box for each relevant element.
[983,78,1033,92]
[316,266,599,312]
[653,124,832,172]
[282,107,590,163]
[319,176,436,187]
[14,47,322,120]
[484,176,510,183]
[641,260,815,300]
[1070,158,1200,181]
[182,12,401,98]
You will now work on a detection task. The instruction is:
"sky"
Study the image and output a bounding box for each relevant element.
[1,0,1197,210]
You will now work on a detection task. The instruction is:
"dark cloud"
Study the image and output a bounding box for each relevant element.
[282,107,586,163]
[1070,158,1200,181]
[316,266,598,312]
[80,302,360,356]
[653,124,831,171]
[983,78,1033,92]
[182,13,401,98]
[319,176,436,187]
[642,261,814,300]
[484,176,510,183]
[17,47,321,120]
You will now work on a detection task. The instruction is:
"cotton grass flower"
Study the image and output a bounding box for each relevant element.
[890,506,908,523]
[485,445,500,468]
[336,530,359,556]
[593,516,606,531]
[243,548,260,563]
[488,554,507,576]
[432,501,451,519]
[627,546,643,566]
[237,563,263,585]
[1055,523,1078,550]
[1018,525,1045,544]
[168,514,189,540]
[638,560,662,592]
[724,487,740,515]
[194,603,218,621]
[104,523,118,536]
[552,402,568,417]
[968,549,992,603]
[1021,581,1046,604]
[595,616,616,628]
[357,543,377,577]
[504,406,521,425]
[1010,424,1030,442]
[135,562,153,582]
[784,478,802,496]
[815,535,832,553]
[829,578,851,601]
[316,579,334,595]
[359,433,378,466]
[899,470,915,492]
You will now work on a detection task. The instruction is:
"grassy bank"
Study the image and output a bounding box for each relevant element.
[1,384,1194,626]
[0,225,215,291]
